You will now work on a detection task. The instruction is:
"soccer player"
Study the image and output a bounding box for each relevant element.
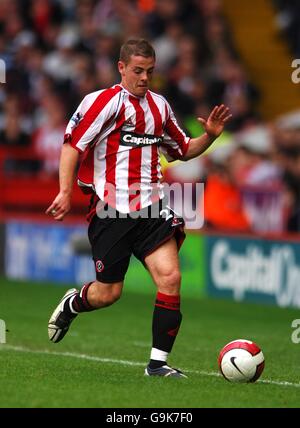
[46,39,231,378]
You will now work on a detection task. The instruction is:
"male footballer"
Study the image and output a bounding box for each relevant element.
[46,38,231,377]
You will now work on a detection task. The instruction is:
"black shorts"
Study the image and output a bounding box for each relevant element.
[87,200,186,283]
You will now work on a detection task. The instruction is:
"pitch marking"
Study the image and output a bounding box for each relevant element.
[1,344,300,389]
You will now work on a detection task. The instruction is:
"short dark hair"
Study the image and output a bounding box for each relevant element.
[119,39,156,64]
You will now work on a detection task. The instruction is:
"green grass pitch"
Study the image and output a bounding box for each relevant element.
[0,278,300,408]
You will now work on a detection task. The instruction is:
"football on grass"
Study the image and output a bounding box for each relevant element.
[218,339,265,383]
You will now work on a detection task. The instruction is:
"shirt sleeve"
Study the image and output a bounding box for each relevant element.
[160,101,190,161]
[63,87,122,153]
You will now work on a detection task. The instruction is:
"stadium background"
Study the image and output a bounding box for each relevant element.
[1,0,300,409]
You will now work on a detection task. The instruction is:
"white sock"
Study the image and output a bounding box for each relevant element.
[150,347,168,363]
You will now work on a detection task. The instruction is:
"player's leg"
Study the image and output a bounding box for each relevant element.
[48,280,123,343]
[143,237,186,378]
[48,214,134,343]
[132,204,186,377]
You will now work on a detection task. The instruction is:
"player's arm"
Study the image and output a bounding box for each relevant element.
[182,105,232,161]
[45,143,79,221]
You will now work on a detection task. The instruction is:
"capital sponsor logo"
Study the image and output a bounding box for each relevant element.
[120,131,163,147]
[210,240,300,308]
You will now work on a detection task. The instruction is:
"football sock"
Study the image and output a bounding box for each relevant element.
[63,282,95,315]
[149,292,182,369]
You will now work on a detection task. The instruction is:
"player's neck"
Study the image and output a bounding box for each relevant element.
[118,82,147,98]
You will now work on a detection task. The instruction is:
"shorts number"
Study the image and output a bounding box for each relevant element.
[160,208,173,221]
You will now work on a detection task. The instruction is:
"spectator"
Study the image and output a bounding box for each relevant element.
[43,30,78,82]
[204,160,252,233]
[271,116,300,232]
[273,0,300,56]
[0,113,30,148]
[0,94,36,173]
[207,61,260,131]
[33,94,67,175]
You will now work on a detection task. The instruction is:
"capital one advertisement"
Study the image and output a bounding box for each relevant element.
[206,235,300,308]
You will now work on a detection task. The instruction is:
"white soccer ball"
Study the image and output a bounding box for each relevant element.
[218,339,265,383]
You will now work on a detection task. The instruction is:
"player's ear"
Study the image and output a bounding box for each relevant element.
[118,61,126,77]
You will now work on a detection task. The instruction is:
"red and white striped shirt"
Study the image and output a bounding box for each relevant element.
[64,84,190,213]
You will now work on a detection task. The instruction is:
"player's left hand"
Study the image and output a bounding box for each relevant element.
[197,105,232,139]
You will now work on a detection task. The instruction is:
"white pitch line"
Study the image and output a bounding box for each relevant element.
[1,344,300,389]
[1,344,145,367]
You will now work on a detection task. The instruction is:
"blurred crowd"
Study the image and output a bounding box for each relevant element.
[1,0,300,234]
[273,0,300,57]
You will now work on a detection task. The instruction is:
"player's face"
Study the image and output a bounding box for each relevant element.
[118,55,155,97]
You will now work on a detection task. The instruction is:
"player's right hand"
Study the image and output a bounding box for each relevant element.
[45,192,71,221]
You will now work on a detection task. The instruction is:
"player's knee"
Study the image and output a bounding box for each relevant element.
[158,269,181,293]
